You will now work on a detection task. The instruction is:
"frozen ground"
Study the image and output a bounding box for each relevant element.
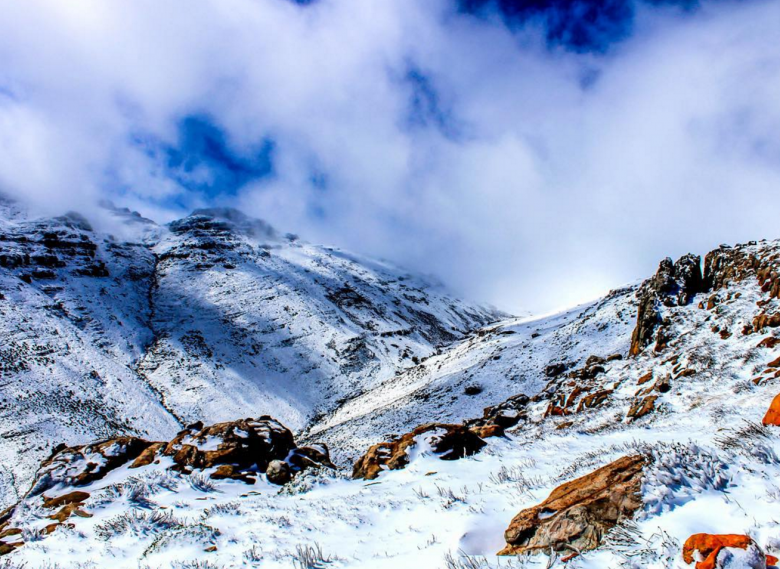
[4,239,780,567]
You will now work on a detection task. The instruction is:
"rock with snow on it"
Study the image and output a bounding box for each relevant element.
[163,416,296,474]
[498,455,645,557]
[286,443,336,473]
[28,437,156,497]
[266,460,292,486]
[683,534,777,569]
[630,254,704,356]
[352,423,487,481]
[627,395,658,420]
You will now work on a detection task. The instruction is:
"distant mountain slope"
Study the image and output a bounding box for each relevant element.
[306,285,638,461]
[0,200,502,506]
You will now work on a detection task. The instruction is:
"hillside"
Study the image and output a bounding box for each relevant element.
[0,200,501,509]
[3,237,780,567]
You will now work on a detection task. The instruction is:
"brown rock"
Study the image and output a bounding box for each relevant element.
[498,455,645,557]
[353,424,487,480]
[637,371,653,385]
[210,465,256,484]
[48,503,92,523]
[286,443,336,472]
[0,528,21,540]
[675,368,697,379]
[627,396,658,420]
[630,255,704,356]
[130,442,166,468]
[0,541,22,555]
[576,390,613,413]
[758,337,780,349]
[266,460,292,485]
[163,416,296,473]
[30,437,156,496]
[469,424,505,439]
[42,491,90,509]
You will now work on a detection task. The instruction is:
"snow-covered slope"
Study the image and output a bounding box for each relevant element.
[0,200,501,508]
[139,208,502,430]
[5,237,780,568]
[306,287,637,462]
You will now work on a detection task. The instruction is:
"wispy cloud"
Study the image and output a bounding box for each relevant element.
[0,0,778,312]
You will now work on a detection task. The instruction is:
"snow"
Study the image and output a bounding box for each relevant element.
[0,204,500,508]
[4,199,780,568]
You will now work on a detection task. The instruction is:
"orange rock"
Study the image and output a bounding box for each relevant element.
[468,424,505,439]
[353,423,487,480]
[498,455,645,556]
[637,371,653,385]
[763,393,780,426]
[576,390,613,412]
[42,491,90,509]
[682,534,759,569]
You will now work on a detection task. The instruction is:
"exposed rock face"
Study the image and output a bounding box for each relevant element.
[498,455,645,557]
[627,395,658,420]
[630,255,704,356]
[352,424,488,480]
[682,534,777,569]
[0,415,334,555]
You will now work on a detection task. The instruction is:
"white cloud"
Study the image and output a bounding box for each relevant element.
[0,0,778,312]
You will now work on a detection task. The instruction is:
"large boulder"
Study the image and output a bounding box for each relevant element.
[28,436,156,496]
[683,534,778,569]
[352,423,487,481]
[498,455,645,557]
[162,416,296,474]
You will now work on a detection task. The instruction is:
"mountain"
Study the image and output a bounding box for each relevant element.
[0,199,502,508]
[4,197,780,568]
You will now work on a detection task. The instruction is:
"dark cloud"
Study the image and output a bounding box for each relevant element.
[458,0,702,52]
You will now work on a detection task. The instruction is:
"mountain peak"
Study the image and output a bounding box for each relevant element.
[171,207,278,240]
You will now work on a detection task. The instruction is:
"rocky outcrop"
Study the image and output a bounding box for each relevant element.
[0,415,335,556]
[630,255,704,356]
[627,395,658,420]
[352,423,488,480]
[498,455,645,557]
[29,437,156,497]
[162,417,296,475]
[465,394,530,431]
[683,534,778,569]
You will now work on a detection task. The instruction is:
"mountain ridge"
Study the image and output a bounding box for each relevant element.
[0,199,502,507]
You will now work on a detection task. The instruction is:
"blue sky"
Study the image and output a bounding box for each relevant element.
[0,0,778,312]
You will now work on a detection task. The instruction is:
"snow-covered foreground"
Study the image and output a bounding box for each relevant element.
[4,386,780,569]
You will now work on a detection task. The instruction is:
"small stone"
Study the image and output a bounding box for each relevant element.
[266,460,292,485]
